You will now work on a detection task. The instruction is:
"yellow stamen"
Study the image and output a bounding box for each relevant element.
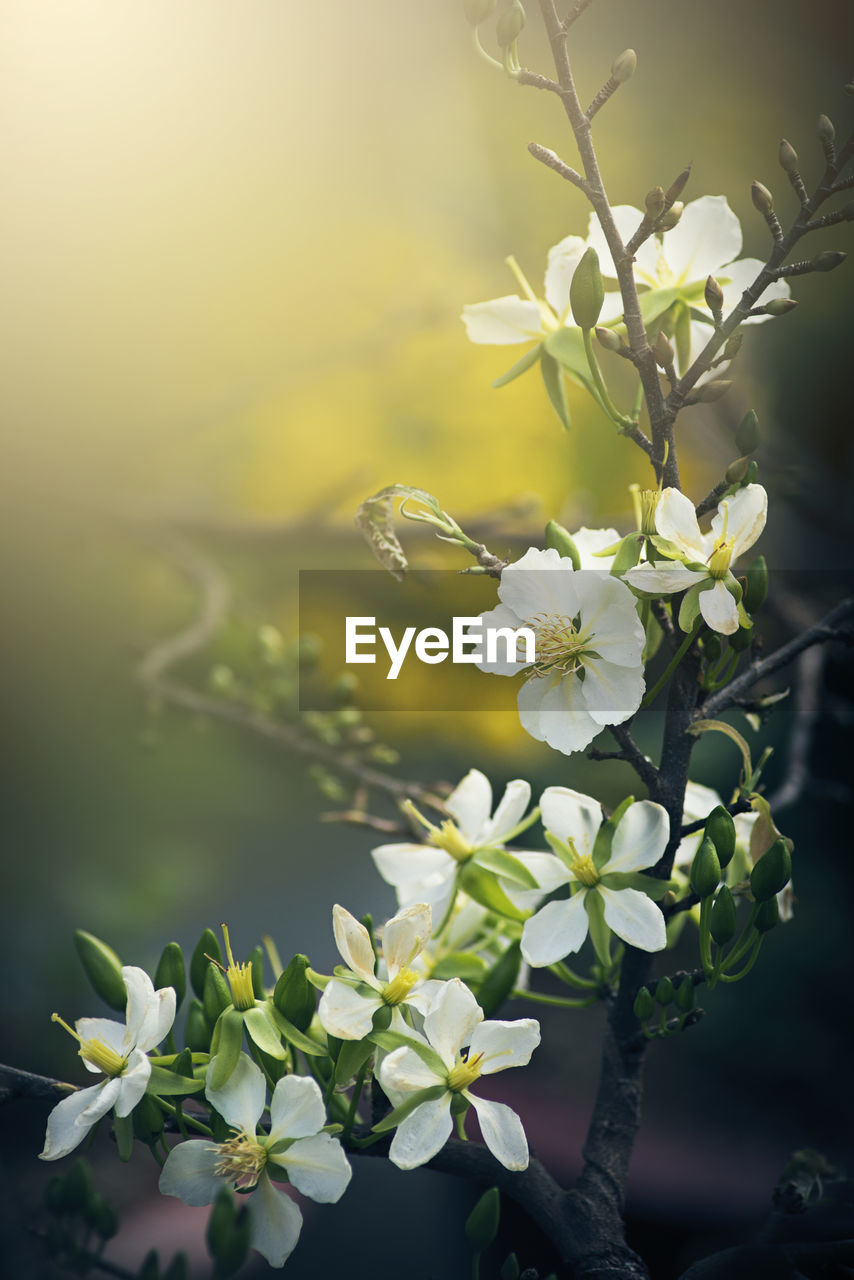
[530,613,591,679]
[402,800,473,862]
[221,923,257,1012]
[569,852,600,887]
[504,254,538,304]
[447,1052,485,1093]
[213,1130,267,1190]
[51,1013,127,1077]
[382,968,419,1007]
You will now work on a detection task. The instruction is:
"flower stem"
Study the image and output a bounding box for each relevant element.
[548,960,599,991]
[582,328,635,430]
[343,1060,369,1143]
[720,934,763,982]
[153,1097,212,1137]
[641,617,704,709]
[513,988,597,1009]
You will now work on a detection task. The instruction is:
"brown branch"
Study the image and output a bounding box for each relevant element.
[527,141,591,195]
[764,645,825,813]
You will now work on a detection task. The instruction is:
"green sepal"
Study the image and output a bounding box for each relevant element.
[190,929,222,1002]
[501,1252,521,1280]
[185,999,210,1053]
[146,1065,204,1096]
[170,1048,193,1077]
[633,985,654,1019]
[674,976,696,1012]
[678,581,705,632]
[154,942,186,1009]
[477,940,522,1017]
[465,1186,501,1253]
[742,555,768,613]
[334,1037,375,1087]
[241,1005,285,1060]
[73,931,127,1011]
[61,1158,93,1212]
[203,963,231,1027]
[608,533,643,577]
[543,326,595,391]
[371,1084,448,1133]
[162,1254,189,1280]
[207,1010,245,1091]
[273,954,316,1032]
[540,351,572,431]
[492,343,542,389]
[247,946,265,999]
[369,1030,447,1079]
[458,862,528,921]
[545,520,580,568]
[113,1112,134,1163]
[266,1001,326,1056]
[639,286,680,327]
[473,847,538,888]
[600,871,675,899]
[592,796,633,870]
[132,1094,165,1144]
[137,1250,159,1280]
[360,914,380,967]
[431,953,489,981]
[643,607,664,662]
[655,976,674,1006]
[584,891,611,967]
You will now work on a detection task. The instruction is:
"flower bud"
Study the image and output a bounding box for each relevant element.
[465,1186,501,1253]
[655,976,675,1006]
[154,942,186,1010]
[595,325,623,352]
[653,331,675,368]
[735,409,760,454]
[645,186,665,218]
[133,1094,165,1146]
[674,975,695,1012]
[203,962,231,1025]
[569,246,605,329]
[463,0,498,23]
[274,954,317,1032]
[665,164,692,205]
[725,456,751,484]
[89,1196,119,1241]
[755,896,780,933]
[693,379,732,403]
[812,250,848,272]
[690,837,721,899]
[817,114,836,144]
[611,49,636,83]
[700,632,722,662]
[778,139,799,174]
[185,998,210,1052]
[207,1186,250,1278]
[545,520,581,568]
[729,623,753,652]
[500,1254,521,1280]
[73,930,127,1012]
[63,1159,94,1213]
[496,0,525,47]
[710,884,738,944]
[750,838,792,901]
[744,459,759,485]
[704,805,736,869]
[764,298,798,316]
[190,928,223,1001]
[633,986,654,1019]
[658,202,683,230]
[751,181,775,215]
[705,275,724,315]
[742,555,768,612]
[247,945,265,999]
[723,332,743,361]
[137,1250,160,1280]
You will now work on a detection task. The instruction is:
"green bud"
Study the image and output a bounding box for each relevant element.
[477,940,522,1017]
[611,49,636,83]
[206,1185,236,1261]
[501,1253,521,1280]
[208,664,236,695]
[171,1047,193,1077]
[645,186,665,218]
[133,1094,165,1145]
[705,275,724,313]
[595,325,623,352]
[742,555,768,613]
[190,929,223,1001]
[653,330,674,367]
[665,164,692,204]
[496,0,525,47]
[569,246,605,329]
[658,201,683,230]
[64,1158,95,1213]
[463,0,498,24]
[817,114,836,144]
[465,1186,501,1252]
[750,838,792,901]
[710,885,738,945]
[185,998,210,1052]
[693,379,732,403]
[811,250,847,272]
[247,945,265,999]
[725,456,751,484]
[162,1256,190,1280]
[609,532,644,575]
[633,985,654,1019]
[764,298,798,316]
[735,409,760,455]
[729,624,753,652]
[655,976,675,1006]
[778,139,799,174]
[700,632,722,662]
[74,930,127,1011]
[690,837,721,899]
[544,520,581,568]
[203,963,231,1026]
[755,896,780,933]
[723,332,743,361]
[273,954,316,1032]
[674,975,695,1012]
[744,459,759,485]
[703,806,736,869]
[89,1195,118,1241]
[138,1249,160,1280]
[751,181,774,215]
[154,942,186,1009]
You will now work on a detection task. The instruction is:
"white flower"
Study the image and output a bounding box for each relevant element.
[624,484,767,635]
[477,546,646,755]
[40,966,176,1161]
[377,979,539,1172]
[585,195,791,377]
[160,1055,351,1269]
[371,768,538,922]
[521,787,668,966]
[317,903,443,1040]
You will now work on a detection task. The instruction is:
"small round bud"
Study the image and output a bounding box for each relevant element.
[755,896,780,933]
[705,275,724,313]
[729,624,754,652]
[700,632,722,662]
[693,379,732,403]
[705,805,736,869]
[655,976,675,1006]
[817,114,836,144]
[185,998,210,1052]
[723,332,743,360]
[811,250,848,272]
[744,459,759,485]
[633,985,655,1019]
[691,836,721,899]
[595,325,623,352]
[764,298,798,316]
[645,186,665,218]
[463,0,498,24]
[710,885,738,945]
[778,139,799,174]
[611,49,637,83]
[742,554,768,612]
[465,1187,501,1253]
[674,975,696,1013]
[736,409,760,454]
[569,246,605,329]
[496,0,525,47]
[751,181,775,215]
[725,456,751,485]
[653,330,674,367]
[750,837,792,902]
[658,201,683,230]
[154,941,186,1008]
[274,954,318,1031]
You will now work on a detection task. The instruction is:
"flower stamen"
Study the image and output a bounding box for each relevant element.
[447,1052,485,1093]
[529,613,591,678]
[51,1013,128,1077]
[213,1131,267,1190]
[221,924,256,1012]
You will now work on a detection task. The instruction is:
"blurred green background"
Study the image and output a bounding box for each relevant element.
[2,0,853,1275]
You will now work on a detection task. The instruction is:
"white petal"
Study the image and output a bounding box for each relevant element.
[446,770,493,842]
[273,1134,352,1203]
[586,206,656,280]
[269,1073,327,1143]
[75,1017,128,1070]
[461,297,545,344]
[81,1075,121,1123]
[625,562,707,595]
[698,580,739,635]
[607,800,670,874]
[332,905,379,985]
[656,488,709,560]
[249,1171,303,1268]
[661,195,743,282]
[379,1044,442,1095]
[317,979,379,1042]
[371,842,455,890]
[497,546,574,619]
[598,886,667,951]
[383,903,432,978]
[711,484,767,558]
[405,978,445,1017]
[39,1084,107,1161]
[480,779,532,845]
[529,673,600,755]
[469,1018,541,1073]
[571,527,620,571]
[502,850,569,894]
[580,657,645,727]
[475,602,531,676]
[424,978,483,1068]
[521,893,590,967]
[388,1094,453,1170]
[544,235,586,316]
[114,1049,151,1117]
[159,1140,224,1206]
[468,1096,529,1171]
[206,1053,266,1134]
[121,966,156,1048]
[540,786,601,855]
[684,781,723,823]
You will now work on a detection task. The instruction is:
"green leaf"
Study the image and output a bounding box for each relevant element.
[369,1030,447,1079]
[113,1112,134,1163]
[354,484,443,580]
[678,581,705,632]
[146,1065,204,1096]
[492,343,542,388]
[208,1009,245,1091]
[540,351,571,431]
[608,533,643,577]
[458,863,528,922]
[473,847,539,888]
[334,1038,375,1087]
[584,891,611,968]
[266,1001,326,1056]
[371,1085,449,1134]
[430,953,489,981]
